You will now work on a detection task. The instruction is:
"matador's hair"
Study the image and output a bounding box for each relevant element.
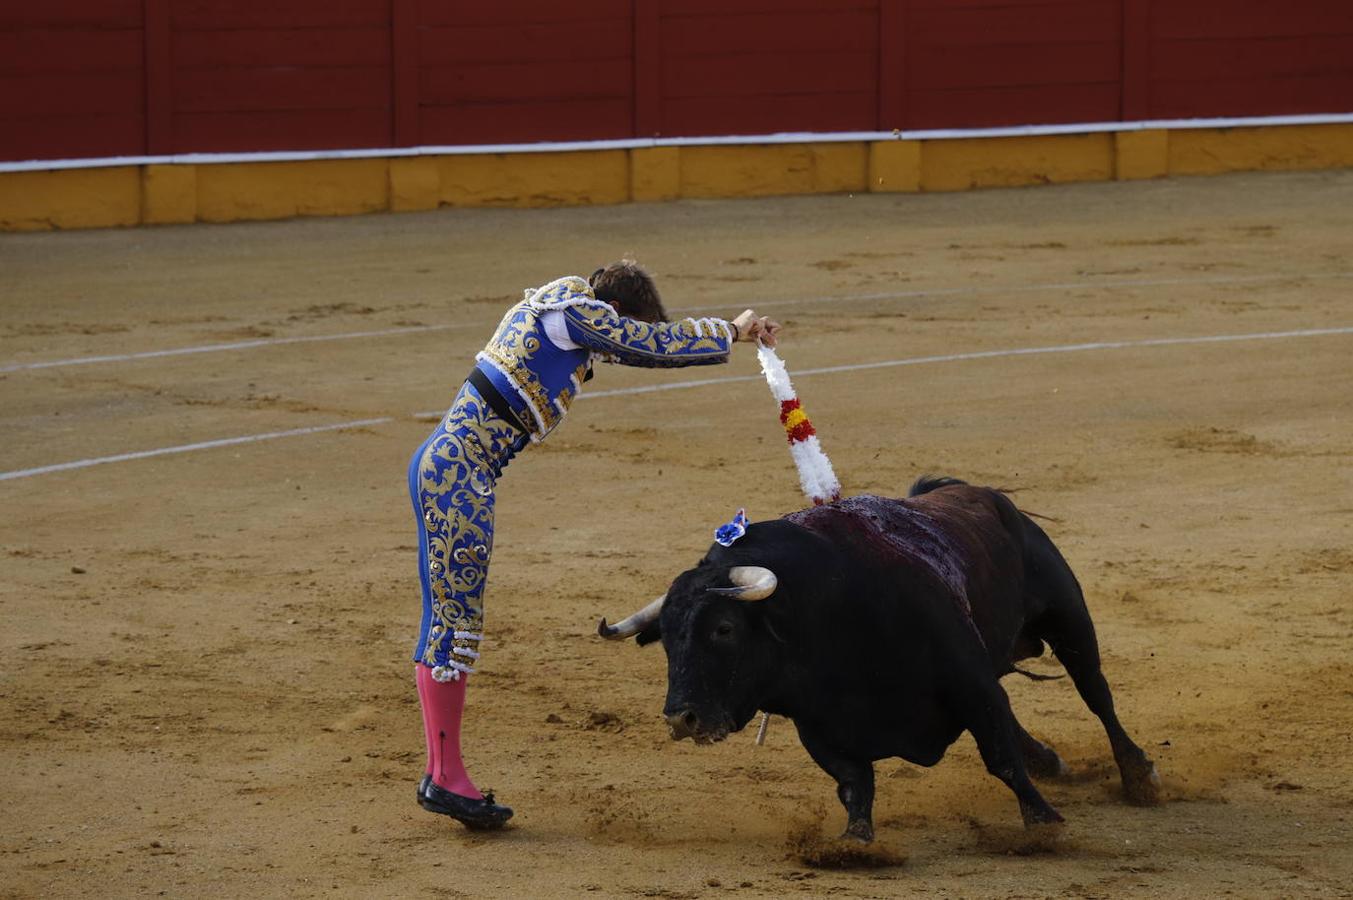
[589,259,669,323]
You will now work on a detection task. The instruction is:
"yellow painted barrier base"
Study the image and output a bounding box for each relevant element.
[2,124,1352,231]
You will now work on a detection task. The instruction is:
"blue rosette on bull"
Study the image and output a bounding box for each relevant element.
[714,508,750,547]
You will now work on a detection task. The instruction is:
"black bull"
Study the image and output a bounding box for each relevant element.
[599,477,1160,842]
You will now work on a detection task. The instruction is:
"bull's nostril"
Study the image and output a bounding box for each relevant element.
[665,708,699,739]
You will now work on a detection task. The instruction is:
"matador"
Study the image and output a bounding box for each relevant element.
[410,261,780,829]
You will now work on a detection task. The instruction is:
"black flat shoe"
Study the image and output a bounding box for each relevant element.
[418,777,513,830]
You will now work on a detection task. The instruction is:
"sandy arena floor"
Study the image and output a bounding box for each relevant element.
[2,170,1352,898]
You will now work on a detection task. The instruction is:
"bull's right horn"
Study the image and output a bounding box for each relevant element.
[709,566,778,601]
[597,594,666,640]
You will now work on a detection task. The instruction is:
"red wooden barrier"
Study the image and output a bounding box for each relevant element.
[903,0,1122,129]
[657,0,879,136]
[1147,0,1353,119]
[1,0,1351,163]
[0,1,145,161]
[417,0,634,145]
[168,0,392,152]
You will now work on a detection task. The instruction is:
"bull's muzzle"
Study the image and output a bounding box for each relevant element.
[665,708,700,741]
[665,708,731,744]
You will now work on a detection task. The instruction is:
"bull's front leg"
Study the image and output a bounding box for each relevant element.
[795,724,876,842]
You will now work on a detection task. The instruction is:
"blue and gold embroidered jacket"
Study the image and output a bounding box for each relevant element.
[475,275,734,440]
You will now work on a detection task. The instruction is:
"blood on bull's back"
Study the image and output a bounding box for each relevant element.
[786,493,986,640]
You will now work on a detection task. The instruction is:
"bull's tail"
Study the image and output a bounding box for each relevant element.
[908,474,968,497]
[1011,664,1066,682]
[909,474,1061,523]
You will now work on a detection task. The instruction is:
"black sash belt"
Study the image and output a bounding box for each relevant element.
[466,367,529,434]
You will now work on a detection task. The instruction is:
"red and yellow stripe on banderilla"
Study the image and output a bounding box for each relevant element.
[779,398,817,443]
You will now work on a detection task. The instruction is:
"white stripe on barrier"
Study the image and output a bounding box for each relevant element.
[0,417,392,482]
[3,112,1353,172]
[5,271,1349,374]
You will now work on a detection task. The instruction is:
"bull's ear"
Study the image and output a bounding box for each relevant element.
[635,621,662,646]
[761,614,790,646]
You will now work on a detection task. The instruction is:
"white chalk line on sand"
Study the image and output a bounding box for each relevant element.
[751,271,1353,312]
[418,324,1353,410]
[7,324,1351,483]
[0,417,392,482]
[0,322,473,374]
[5,270,1349,374]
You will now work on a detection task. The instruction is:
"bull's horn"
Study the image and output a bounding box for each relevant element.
[597,594,666,640]
[708,566,778,601]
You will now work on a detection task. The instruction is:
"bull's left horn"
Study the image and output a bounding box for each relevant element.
[709,566,778,601]
[598,594,666,640]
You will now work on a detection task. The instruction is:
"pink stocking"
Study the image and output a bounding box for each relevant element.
[415,665,483,800]
[417,668,434,776]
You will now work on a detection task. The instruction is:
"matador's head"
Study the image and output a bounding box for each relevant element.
[589,259,669,324]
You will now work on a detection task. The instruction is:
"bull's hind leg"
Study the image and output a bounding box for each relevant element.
[1044,616,1160,805]
[1024,527,1160,805]
[1017,516,1158,801]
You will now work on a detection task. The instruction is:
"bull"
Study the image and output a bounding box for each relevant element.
[599,477,1159,841]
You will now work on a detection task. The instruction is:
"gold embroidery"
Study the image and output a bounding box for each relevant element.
[417,385,521,668]
[477,278,731,440]
[480,338,557,433]
[561,303,730,362]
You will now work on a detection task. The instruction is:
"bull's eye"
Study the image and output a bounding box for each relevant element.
[713,622,734,639]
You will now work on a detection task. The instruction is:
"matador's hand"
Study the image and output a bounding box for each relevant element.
[756,315,781,347]
[732,309,782,347]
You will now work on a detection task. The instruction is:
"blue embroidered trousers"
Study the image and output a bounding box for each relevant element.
[409,381,526,681]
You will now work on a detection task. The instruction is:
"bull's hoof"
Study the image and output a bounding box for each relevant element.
[1015,818,1067,854]
[1018,799,1065,828]
[842,818,874,843]
[1025,746,1069,780]
[1121,760,1162,806]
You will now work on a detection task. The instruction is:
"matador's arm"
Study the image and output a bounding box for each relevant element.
[560,303,735,368]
